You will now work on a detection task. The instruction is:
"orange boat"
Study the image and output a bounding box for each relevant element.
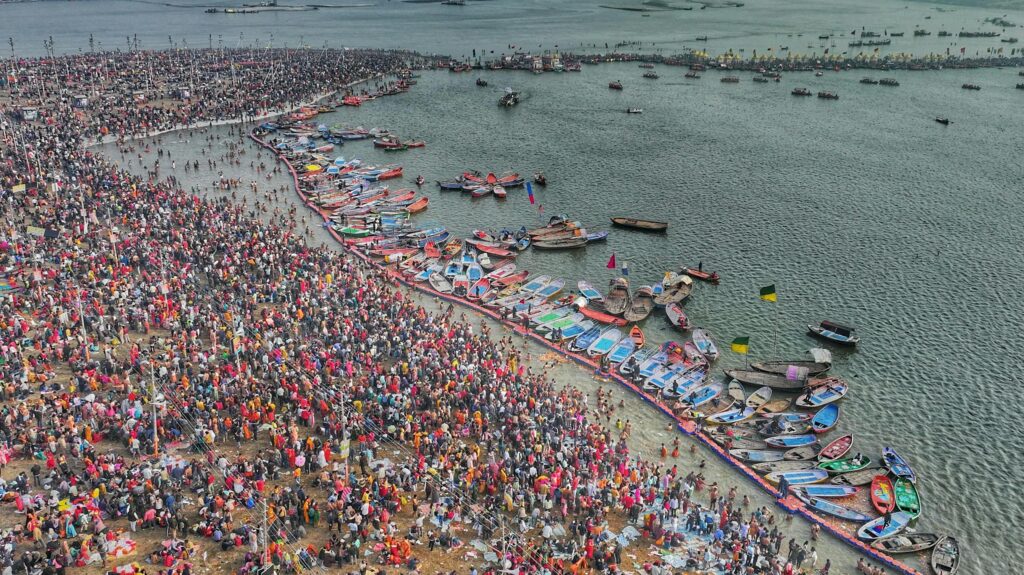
[377,167,404,180]
[629,325,645,348]
[580,305,628,327]
[424,242,441,259]
[683,267,720,283]
[406,197,429,213]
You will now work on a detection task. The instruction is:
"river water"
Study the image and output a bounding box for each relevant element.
[13,0,1024,572]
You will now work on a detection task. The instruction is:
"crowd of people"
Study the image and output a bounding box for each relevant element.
[0,48,839,575]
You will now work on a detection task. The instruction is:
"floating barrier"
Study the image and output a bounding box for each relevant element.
[250,128,926,575]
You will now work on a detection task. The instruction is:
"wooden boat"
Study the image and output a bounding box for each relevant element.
[871,475,896,514]
[724,369,805,390]
[604,278,631,315]
[751,360,831,377]
[745,386,772,410]
[796,495,873,523]
[629,325,645,348]
[653,273,692,306]
[894,477,921,518]
[428,272,453,293]
[529,221,581,239]
[691,329,718,361]
[871,533,939,554]
[610,217,668,232]
[857,512,913,541]
[729,448,785,463]
[811,404,840,433]
[765,469,829,486]
[752,461,817,473]
[533,237,587,250]
[682,266,720,283]
[831,467,883,487]
[665,303,688,329]
[819,434,853,461]
[882,447,917,483]
[407,197,429,213]
[807,320,860,345]
[795,379,848,407]
[795,485,860,499]
[784,445,822,461]
[931,536,961,575]
[757,398,792,414]
[727,380,745,403]
[765,434,817,449]
[717,437,768,450]
[818,456,871,474]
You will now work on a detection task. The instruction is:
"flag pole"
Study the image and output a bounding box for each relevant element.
[773,300,779,358]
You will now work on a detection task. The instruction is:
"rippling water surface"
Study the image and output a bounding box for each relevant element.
[25,0,1024,571]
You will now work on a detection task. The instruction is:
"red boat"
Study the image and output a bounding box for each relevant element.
[406,197,429,213]
[629,326,646,348]
[374,139,404,149]
[683,267,720,283]
[465,239,515,258]
[424,242,441,259]
[377,168,403,180]
[492,270,529,288]
[871,475,896,514]
[579,305,628,326]
[406,141,426,148]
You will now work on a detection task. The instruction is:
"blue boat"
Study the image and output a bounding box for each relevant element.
[681,382,722,407]
[466,263,483,283]
[671,364,709,397]
[586,231,609,242]
[857,511,913,540]
[587,328,622,356]
[807,320,860,345]
[550,319,595,342]
[646,359,689,389]
[577,280,603,302]
[638,349,671,380]
[618,345,658,375]
[765,469,829,486]
[730,448,785,462]
[882,447,917,483]
[798,495,874,522]
[444,261,463,278]
[535,278,566,300]
[519,275,551,295]
[707,406,755,424]
[607,338,637,364]
[797,485,860,498]
[570,325,604,352]
[765,434,818,448]
[811,404,840,433]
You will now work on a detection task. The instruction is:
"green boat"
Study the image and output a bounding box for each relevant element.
[536,313,583,335]
[531,308,570,327]
[894,477,921,519]
[818,456,872,474]
[338,227,371,237]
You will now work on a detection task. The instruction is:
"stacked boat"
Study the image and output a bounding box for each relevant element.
[436,171,526,198]
[527,214,608,250]
[699,351,948,560]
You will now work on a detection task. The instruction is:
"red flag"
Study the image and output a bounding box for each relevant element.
[606,253,616,269]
